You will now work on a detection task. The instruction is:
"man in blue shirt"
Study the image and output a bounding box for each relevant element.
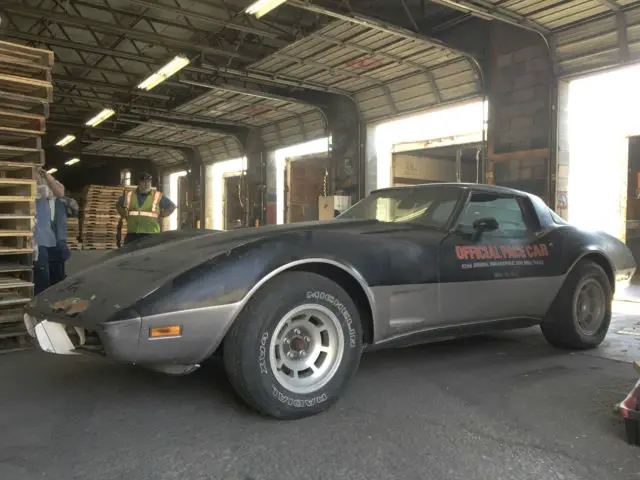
[48,196,79,285]
[116,172,176,245]
[34,167,65,295]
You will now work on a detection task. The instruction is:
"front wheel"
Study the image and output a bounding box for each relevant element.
[541,259,612,350]
[223,271,363,419]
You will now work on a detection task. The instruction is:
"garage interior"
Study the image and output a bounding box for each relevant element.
[1,0,640,478]
[392,143,483,186]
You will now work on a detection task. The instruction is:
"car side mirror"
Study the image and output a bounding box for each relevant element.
[471,217,499,240]
[472,217,499,232]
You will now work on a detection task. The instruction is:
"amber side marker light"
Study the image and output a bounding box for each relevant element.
[150,325,182,338]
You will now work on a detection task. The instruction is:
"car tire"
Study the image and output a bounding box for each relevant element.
[541,259,612,350]
[223,271,363,420]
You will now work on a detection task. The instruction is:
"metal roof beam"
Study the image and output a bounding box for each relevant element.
[179,80,315,111]
[118,112,250,138]
[54,61,189,90]
[60,149,150,161]
[54,77,171,100]
[427,0,550,35]
[593,0,622,12]
[82,135,192,155]
[112,0,287,40]
[1,30,161,66]
[120,118,233,138]
[1,2,257,63]
[618,10,630,64]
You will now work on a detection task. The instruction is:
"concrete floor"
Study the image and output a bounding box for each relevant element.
[1,251,639,479]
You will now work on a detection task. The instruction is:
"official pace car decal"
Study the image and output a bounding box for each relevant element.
[455,243,550,270]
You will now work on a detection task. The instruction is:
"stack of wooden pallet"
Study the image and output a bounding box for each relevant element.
[0,41,53,352]
[80,185,127,249]
[67,217,80,250]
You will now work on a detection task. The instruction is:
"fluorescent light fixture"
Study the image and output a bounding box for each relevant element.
[138,55,190,91]
[55,134,76,147]
[47,168,58,174]
[85,108,115,127]
[65,158,80,166]
[245,0,288,18]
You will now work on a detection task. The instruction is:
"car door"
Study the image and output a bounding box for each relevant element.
[437,190,562,325]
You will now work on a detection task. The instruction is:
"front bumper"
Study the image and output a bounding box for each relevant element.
[23,302,239,365]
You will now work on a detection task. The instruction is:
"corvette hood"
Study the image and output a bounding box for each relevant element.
[28,219,407,325]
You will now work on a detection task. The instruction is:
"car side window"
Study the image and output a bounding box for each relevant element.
[457,193,530,237]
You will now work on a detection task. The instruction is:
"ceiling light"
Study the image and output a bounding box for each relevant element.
[85,108,115,127]
[65,158,80,166]
[138,55,190,91]
[245,0,288,18]
[55,134,76,147]
[47,168,58,174]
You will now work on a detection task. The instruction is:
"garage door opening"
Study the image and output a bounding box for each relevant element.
[391,143,483,186]
[167,170,187,231]
[626,136,640,269]
[275,137,331,224]
[223,173,246,230]
[567,63,640,242]
[371,99,488,192]
[211,157,247,231]
[285,153,327,223]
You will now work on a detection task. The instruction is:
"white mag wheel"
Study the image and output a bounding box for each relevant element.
[269,304,346,395]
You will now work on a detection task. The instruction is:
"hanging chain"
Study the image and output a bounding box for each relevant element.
[323,168,328,197]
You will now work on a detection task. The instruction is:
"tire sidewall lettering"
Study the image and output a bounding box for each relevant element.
[258,331,269,375]
[305,290,358,349]
[270,384,329,408]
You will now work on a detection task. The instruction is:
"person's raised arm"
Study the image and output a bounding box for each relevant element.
[37,167,64,197]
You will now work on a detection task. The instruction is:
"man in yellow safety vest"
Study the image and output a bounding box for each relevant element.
[116,172,176,245]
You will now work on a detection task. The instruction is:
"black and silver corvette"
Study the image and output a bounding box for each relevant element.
[24,183,636,419]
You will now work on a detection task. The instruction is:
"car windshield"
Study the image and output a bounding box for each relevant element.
[337,186,462,228]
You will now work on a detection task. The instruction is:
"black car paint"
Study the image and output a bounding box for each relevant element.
[28,183,635,345]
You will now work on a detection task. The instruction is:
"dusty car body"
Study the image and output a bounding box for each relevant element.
[24,183,636,419]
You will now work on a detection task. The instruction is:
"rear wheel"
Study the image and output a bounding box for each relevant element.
[223,271,363,419]
[541,259,612,350]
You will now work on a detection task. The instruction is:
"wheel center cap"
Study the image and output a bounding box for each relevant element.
[290,336,306,352]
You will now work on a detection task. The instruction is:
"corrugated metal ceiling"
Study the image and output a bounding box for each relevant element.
[555,2,640,76]
[249,19,481,124]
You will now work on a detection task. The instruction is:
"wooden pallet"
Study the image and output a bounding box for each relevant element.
[83,244,117,250]
[0,73,53,102]
[0,144,44,166]
[0,90,49,117]
[0,110,45,135]
[0,41,54,69]
[0,55,51,83]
